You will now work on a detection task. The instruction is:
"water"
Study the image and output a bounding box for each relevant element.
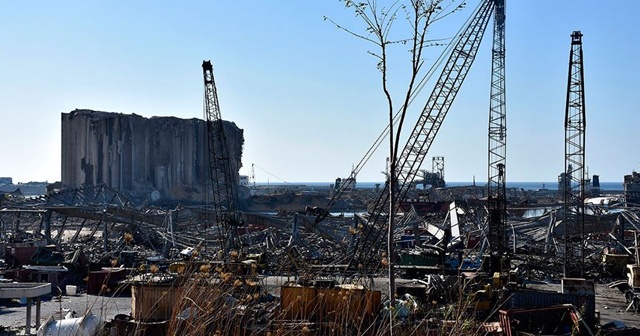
[256,181,625,191]
[443,181,624,191]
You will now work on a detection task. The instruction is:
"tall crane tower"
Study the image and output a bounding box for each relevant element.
[348,0,496,270]
[432,156,445,187]
[202,60,242,251]
[486,0,508,273]
[563,31,586,278]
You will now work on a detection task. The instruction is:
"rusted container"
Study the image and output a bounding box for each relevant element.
[280,285,381,326]
[87,267,127,295]
[12,246,39,265]
[131,282,181,321]
[561,278,594,295]
[506,289,596,326]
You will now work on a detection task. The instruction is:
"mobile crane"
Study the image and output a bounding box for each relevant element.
[347,0,497,272]
[562,31,587,278]
[486,0,508,275]
[202,60,243,253]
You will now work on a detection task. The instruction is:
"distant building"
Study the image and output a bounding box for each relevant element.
[0,177,12,186]
[558,171,601,198]
[0,181,47,196]
[334,176,356,192]
[558,171,571,198]
[239,175,250,187]
[624,171,640,206]
[590,174,601,197]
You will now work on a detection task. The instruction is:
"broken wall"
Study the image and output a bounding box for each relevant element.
[61,109,244,203]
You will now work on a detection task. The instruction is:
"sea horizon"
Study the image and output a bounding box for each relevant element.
[254,181,625,191]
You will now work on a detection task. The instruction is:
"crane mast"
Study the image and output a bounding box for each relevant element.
[562,31,586,278]
[486,0,507,273]
[202,60,241,250]
[349,0,496,269]
[432,156,445,187]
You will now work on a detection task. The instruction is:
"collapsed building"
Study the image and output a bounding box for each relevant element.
[624,171,640,206]
[61,109,244,204]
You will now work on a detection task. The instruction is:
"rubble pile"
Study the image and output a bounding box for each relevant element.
[1,184,640,335]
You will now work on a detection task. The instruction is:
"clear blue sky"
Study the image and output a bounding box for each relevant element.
[1,1,638,184]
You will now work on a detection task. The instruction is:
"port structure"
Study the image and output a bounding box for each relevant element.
[562,32,587,278]
[486,0,508,273]
[432,156,445,187]
[202,60,242,251]
[347,0,497,272]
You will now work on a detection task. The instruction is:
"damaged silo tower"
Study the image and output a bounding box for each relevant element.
[61,109,244,203]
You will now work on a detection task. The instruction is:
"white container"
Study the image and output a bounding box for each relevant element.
[65,285,77,296]
[37,312,101,336]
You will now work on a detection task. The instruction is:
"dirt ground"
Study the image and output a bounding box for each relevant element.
[594,284,640,328]
[1,278,638,334]
[526,282,640,329]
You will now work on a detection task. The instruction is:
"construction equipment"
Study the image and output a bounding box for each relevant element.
[486,0,508,274]
[431,156,445,188]
[347,0,497,272]
[202,60,243,252]
[562,32,587,278]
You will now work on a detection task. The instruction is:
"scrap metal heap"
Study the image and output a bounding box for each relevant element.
[3,173,640,334]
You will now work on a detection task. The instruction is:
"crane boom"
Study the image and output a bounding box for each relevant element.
[349,0,496,268]
[562,32,586,278]
[202,60,241,250]
[486,0,507,273]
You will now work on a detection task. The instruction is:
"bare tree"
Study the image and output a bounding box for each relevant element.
[327,0,466,332]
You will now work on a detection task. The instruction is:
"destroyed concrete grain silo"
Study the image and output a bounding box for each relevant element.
[61,109,244,204]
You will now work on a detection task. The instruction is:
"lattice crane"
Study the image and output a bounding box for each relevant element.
[348,0,497,270]
[202,60,242,251]
[562,32,586,278]
[486,0,508,273]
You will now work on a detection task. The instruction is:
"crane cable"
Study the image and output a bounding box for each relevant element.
[252,164,290,184]
[356,0,481,172]
[323,0,483,216]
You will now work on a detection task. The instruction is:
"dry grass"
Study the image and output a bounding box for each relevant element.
[87,250,509,336]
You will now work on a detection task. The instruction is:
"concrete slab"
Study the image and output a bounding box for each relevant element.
[0,283,51,299]
[0,283,51,334]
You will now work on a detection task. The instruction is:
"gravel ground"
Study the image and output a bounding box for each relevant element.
[0,293,131,333]
[522,282,640,329]
[594,284,640,329]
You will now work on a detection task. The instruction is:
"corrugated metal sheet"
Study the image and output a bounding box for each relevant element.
[132,284,181,321]
[280,285,381,325]
[87,268,128,295]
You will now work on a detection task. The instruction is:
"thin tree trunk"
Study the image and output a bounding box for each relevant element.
[388,118,396,335]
